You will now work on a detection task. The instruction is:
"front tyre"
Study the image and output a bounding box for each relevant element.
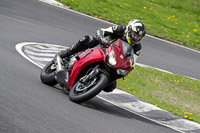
[40,61,57,86]
[69,73,108,103]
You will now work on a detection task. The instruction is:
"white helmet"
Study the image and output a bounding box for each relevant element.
[125,19,146,45]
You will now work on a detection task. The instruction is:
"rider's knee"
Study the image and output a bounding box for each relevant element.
[79,36,90,44]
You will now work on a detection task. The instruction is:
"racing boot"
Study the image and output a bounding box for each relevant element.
[57,41,80,60]
[58,48,72,59]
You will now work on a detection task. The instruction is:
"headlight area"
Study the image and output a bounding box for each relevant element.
[106,48,116,66]
[116,69,129,76]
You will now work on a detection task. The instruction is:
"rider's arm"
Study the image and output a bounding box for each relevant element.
[96,25,125,38]
[132,43,142,69]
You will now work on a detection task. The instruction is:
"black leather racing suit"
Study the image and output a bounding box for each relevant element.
[60,25,142,66]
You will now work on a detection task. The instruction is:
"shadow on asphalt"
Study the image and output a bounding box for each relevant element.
[39,83,178,132]
[79,97,168,127]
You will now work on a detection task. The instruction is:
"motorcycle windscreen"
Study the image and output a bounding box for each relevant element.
[113,39,134,70]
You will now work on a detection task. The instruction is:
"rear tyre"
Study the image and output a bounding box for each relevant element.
[69,73,108,103]
[40,61,57,86]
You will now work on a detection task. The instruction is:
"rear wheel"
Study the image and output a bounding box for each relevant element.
[40,61,57,86]
[69,73,108,103]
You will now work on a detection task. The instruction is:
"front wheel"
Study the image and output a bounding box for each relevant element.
[69,73,108,103]
[40,61,57,86]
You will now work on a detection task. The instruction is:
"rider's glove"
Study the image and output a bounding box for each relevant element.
[99,37,109,47]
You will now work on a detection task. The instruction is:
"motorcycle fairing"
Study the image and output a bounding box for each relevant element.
[109,39,132,71]
[67,48,106,89]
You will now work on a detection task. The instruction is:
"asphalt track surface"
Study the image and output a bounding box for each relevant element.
[0,0,199,133]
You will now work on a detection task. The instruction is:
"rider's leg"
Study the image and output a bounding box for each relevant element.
[55,36,99,86]
[58,35,99,58]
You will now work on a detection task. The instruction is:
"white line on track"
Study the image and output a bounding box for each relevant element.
[27,55,52,62]
[16,42,43,68]
[97,96,184,133]
[25,46,61,53]
[25,50,56,57]
[32,45,66,50]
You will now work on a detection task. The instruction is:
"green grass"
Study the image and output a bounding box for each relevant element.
[117,66,200,123]
[58,0,200,50]
[57,0,200,123]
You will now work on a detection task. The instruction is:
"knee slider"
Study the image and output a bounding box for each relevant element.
[79,36,89,43]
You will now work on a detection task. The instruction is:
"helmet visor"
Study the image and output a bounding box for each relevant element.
[130,32,142,43]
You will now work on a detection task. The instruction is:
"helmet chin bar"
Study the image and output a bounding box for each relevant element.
[131,32,139,40]
[127,31,141,44]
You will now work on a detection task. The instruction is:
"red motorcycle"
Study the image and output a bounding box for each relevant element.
[40,39,134,103]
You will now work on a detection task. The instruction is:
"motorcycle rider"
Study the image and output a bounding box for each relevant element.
[55,19,146,90]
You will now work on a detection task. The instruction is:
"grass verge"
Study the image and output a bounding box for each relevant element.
[57,0,200,123]
[117,66,200,123]
[58,0,200,51]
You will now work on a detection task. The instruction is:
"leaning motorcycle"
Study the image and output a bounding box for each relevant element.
[40,39,134,103]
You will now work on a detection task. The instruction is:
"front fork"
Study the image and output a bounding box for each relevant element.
[80,65,100,84]
[79,65,111,85]
[54,54,69,87]
[54,54,64,71]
